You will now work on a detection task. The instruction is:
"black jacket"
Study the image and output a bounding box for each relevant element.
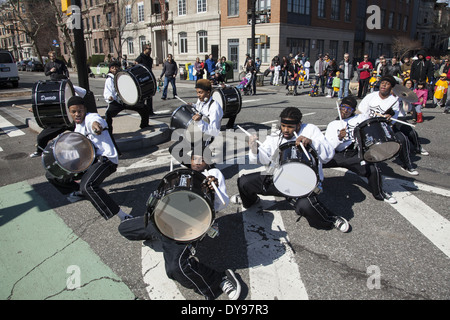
[411,51,433,82]
[135,53,153,70]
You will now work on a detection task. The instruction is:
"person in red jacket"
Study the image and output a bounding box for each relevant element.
[357,54,373,99]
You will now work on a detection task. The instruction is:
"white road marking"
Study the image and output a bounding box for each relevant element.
[0,115,25,137]
[238,166,309,300]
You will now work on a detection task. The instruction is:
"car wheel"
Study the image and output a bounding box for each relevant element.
[12,81,19,88]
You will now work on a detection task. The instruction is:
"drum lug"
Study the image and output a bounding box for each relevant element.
[206,222,219,239]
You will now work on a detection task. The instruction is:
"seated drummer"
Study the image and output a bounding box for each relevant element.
[45,96,131,221]
[323,97,397,204]
[118,146,241,300]
[230,107,350,233]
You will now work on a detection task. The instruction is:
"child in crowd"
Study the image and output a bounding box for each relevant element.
[434,73,448,109]
[413,81,428,123]
[273,62,281,86]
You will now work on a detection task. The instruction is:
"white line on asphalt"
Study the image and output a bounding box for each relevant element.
[242,99,261,103]
[0,146,3,152]
[238,165,309,300]
[0,115,25,137]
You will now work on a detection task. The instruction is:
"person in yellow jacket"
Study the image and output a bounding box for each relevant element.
[434,73,448,108]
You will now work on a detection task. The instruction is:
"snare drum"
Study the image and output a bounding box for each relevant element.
[211,86,242,118]
[170,104,210,143]
[114,64,157,106]
[32,80,75,128]
[272,142,320,198]
[354,117,400,163]
[42,132,95,179]
[146,169,215,243]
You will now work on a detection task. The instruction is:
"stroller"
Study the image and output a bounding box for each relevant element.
[237,72,253,95]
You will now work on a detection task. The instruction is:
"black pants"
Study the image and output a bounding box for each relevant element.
[46,156,119,220]
[391,129,414,169]
[237,172,336,230]
[393,121,421,154]
[105,100,150,132]
[323,149,384,200]
[118,216,225,300]
[36,125,73,153]
[358,78,370,98]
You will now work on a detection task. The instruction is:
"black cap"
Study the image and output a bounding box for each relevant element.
[380,75,397,87]
[341,96,357,109]
[67,96,85,108]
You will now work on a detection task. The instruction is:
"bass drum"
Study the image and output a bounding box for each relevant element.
[114,64,157,106]
[32,80,75,128]
[272,142,320,198]
[42,132,95,179]
[212,86,242,118]
[354,117,400,163]
[146,169,215,243]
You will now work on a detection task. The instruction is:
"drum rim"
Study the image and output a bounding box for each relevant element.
[153,189,215,242]
[212,86,242,117]
[115,72,139,105]
[50,132,95,174]
[115,64,157,105]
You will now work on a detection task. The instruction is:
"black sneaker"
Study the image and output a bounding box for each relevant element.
[67,191,85,203]
[220,269,241,300]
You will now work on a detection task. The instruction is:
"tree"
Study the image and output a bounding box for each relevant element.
[392,36,422,60]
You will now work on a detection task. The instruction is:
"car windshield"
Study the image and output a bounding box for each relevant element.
[0,52,13,63]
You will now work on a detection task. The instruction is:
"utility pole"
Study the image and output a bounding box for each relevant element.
[71,0,90,92]
[251,0,256,60]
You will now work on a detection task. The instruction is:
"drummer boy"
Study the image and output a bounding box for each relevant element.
[45,96,131,221]
[230,106,351,233]
[117,146,241,300]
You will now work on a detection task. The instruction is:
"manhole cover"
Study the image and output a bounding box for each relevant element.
[3,152,28,160]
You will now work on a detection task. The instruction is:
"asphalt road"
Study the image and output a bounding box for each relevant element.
[0,70,449,308]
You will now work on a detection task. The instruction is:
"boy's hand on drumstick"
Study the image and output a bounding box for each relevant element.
[249,135,259,154]
[338,128,347,140]
[205,176,219,190]
[295,135,311,147]
[192,113,202,121]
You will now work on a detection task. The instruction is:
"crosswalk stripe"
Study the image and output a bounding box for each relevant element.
[0,114,25,137]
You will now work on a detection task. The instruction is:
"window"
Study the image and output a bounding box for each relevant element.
[109,38,114,54]
[94,39,98,53]
[197,31,207,53]
[107,12,112,27]
[316,39,324,54]
[403,16,408,32]
[288,0,310,14]
[92,16,96,29]
[344,0,351,22]
[97,15,100,27]
[178,0,186,16]
[318,0,325,18]
[343,41,349,55]
[329,40,339,60]
[287,38,310,58]
[128,38,134,54]
[248,37,270,63]
[331,0,340,20]
[139,36,146,52]
[138,2,144,22]
[179,32,187,54]
[99,38,103,53]
[228,0,239,16]
[256,0,271,11]
[197,0,206,13]
[397,13,402,30]
[388,12,394,29]
[125,5,132,24]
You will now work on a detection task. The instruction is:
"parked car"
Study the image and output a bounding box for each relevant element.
[0,50,19,88]
[16,60,30,71]
[26,60,45,72]
[90,62,109,78]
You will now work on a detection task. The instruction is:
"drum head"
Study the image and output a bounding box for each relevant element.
[363,141,401,162]
[53,132,95,173]
[63,81,74,124]
[154,190,213,242]
[273,162,318,197]
[116,72,139,105]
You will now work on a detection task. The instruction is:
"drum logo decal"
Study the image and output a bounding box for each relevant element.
[139,76,150,83]
[381,123,392,138]
[364,133,374,147]
[40,95,58,101]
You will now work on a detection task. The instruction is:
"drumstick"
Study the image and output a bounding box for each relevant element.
[236,125,263,146]
[203,170,226,205]
[294,131,311,161]
[336,101,346,129]
[375,113,416,128]
[175,95,189,105]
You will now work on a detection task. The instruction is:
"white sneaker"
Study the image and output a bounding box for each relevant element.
[333,216,350,233]
[230,194,242,205]
[401,166,419,176]
[420,148,429,156]
[220,269,241,300]
[29,151,42,158]
[382,192,397,204]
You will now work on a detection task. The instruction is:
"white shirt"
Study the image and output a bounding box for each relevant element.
[75,113,119,164]
[250,123,335,181]
[325,114,369,152]
[358,91,400,119]
[193,97,223,138]
[103,73,119,104]
[202,167,229,212]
